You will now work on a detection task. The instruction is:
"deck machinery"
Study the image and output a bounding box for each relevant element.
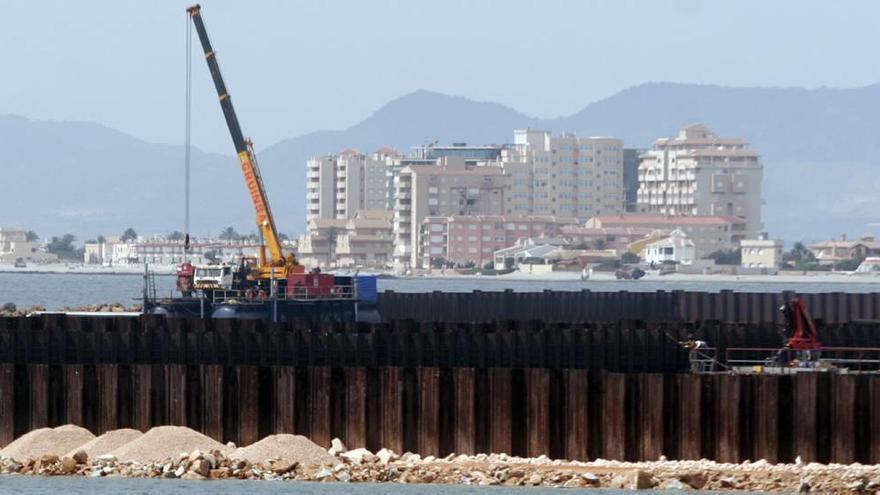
[145,5,377,322]
[686,298,880,374]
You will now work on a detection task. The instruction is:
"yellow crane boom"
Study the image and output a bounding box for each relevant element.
[186,4,300,279]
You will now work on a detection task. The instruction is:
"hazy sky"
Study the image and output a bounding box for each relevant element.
[2,0,879,154]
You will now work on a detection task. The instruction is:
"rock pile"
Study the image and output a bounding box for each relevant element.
[0,303,46,317]
[0,427,878,492]
[0,425,94,461]
[230,434,338,467]
[110,426,230,463]
[65,428,143,459]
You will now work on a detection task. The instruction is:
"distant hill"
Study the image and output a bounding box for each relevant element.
[0,114,253,240]
[3,82,879,243]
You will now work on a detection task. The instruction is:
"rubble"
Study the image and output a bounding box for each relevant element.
[0,425,875,491]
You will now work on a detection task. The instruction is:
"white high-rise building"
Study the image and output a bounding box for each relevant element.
[636,123,763,237]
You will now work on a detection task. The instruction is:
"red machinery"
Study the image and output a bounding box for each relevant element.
[176,262,194,297]
[286,272,335,299]
[782,298,822,351]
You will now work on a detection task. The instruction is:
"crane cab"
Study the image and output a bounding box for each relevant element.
[193,263,235,291]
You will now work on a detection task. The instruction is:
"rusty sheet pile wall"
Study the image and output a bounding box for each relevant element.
[0,315,877,372]
[0,364,879,465]
[378,290,880,324]
[0,315,879,464]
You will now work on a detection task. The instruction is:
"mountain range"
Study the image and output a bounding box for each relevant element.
[3,82,879,244]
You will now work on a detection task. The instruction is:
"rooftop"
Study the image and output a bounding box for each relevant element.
[589,215,746,226]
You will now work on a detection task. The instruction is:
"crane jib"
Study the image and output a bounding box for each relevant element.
[239,151,270,223]
[186,4,299,274]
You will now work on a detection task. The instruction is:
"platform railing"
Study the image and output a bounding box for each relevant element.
[210,284,356,304]
[725,346,880,372]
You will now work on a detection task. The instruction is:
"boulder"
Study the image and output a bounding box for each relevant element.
[631,470,656,490]
[582,472,600,485]
[72,450,89,465]
[341,448,375,464]
[376,448,396,465]
[60,456,77,474]
[328,438,347,456]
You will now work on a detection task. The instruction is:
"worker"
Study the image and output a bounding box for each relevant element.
[680,334,709,373]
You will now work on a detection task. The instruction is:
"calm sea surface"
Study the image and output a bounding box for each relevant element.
[0,477,640,495]
[0,272,879,310]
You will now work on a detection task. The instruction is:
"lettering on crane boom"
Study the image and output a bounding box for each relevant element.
[239,151,269,222]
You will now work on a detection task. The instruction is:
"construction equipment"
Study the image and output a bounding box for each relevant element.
[721,297,880,374]
[186,4,303,283]
[142,6,379,322]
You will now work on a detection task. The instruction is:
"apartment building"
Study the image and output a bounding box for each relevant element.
[306,155,335,222]
[394,157,506,268]
[298,210,393,268]
[306,149,393,223]
[586,214,746,257]
[501,130,625,219]
[420,215,578,267]
[637,123,763,237]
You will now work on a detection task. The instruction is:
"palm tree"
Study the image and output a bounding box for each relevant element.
[219,226,240,241]
[790,242,814,262]
[121,228,138,243]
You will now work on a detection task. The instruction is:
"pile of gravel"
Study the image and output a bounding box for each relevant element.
[110,426,230,463]
[1,425,95,460]
[231,434,338,466]
[65,428,143,460]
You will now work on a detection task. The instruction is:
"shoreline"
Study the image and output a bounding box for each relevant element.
[0,425,873,492]
[4,263,880,285]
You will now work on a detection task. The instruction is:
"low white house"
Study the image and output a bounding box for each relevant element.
[642,230,695,265]
[740,236,784,270]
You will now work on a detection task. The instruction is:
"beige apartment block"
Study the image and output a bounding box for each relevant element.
[586,214,746,257]
[740,237,784,270]
[502,130,625,219]
[637,123,763,237]
[394,157,506,268]
[298,211,393,268]
[306,149,395,223]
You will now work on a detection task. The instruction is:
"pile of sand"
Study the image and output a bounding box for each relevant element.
[1,425,94,460]
[110,426,230,463]
[64,428,143,460]
[231,434,337,466]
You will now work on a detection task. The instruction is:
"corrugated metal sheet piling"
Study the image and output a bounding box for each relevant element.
[0,308,879,463]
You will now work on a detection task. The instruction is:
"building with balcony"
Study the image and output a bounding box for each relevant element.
[501,130,625,219]
[636,124,763,237]
[420,215,578,267]
[298,210,393,268]
[586,214,746,257]
[306,148,396,223]
[394,157,506,268]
